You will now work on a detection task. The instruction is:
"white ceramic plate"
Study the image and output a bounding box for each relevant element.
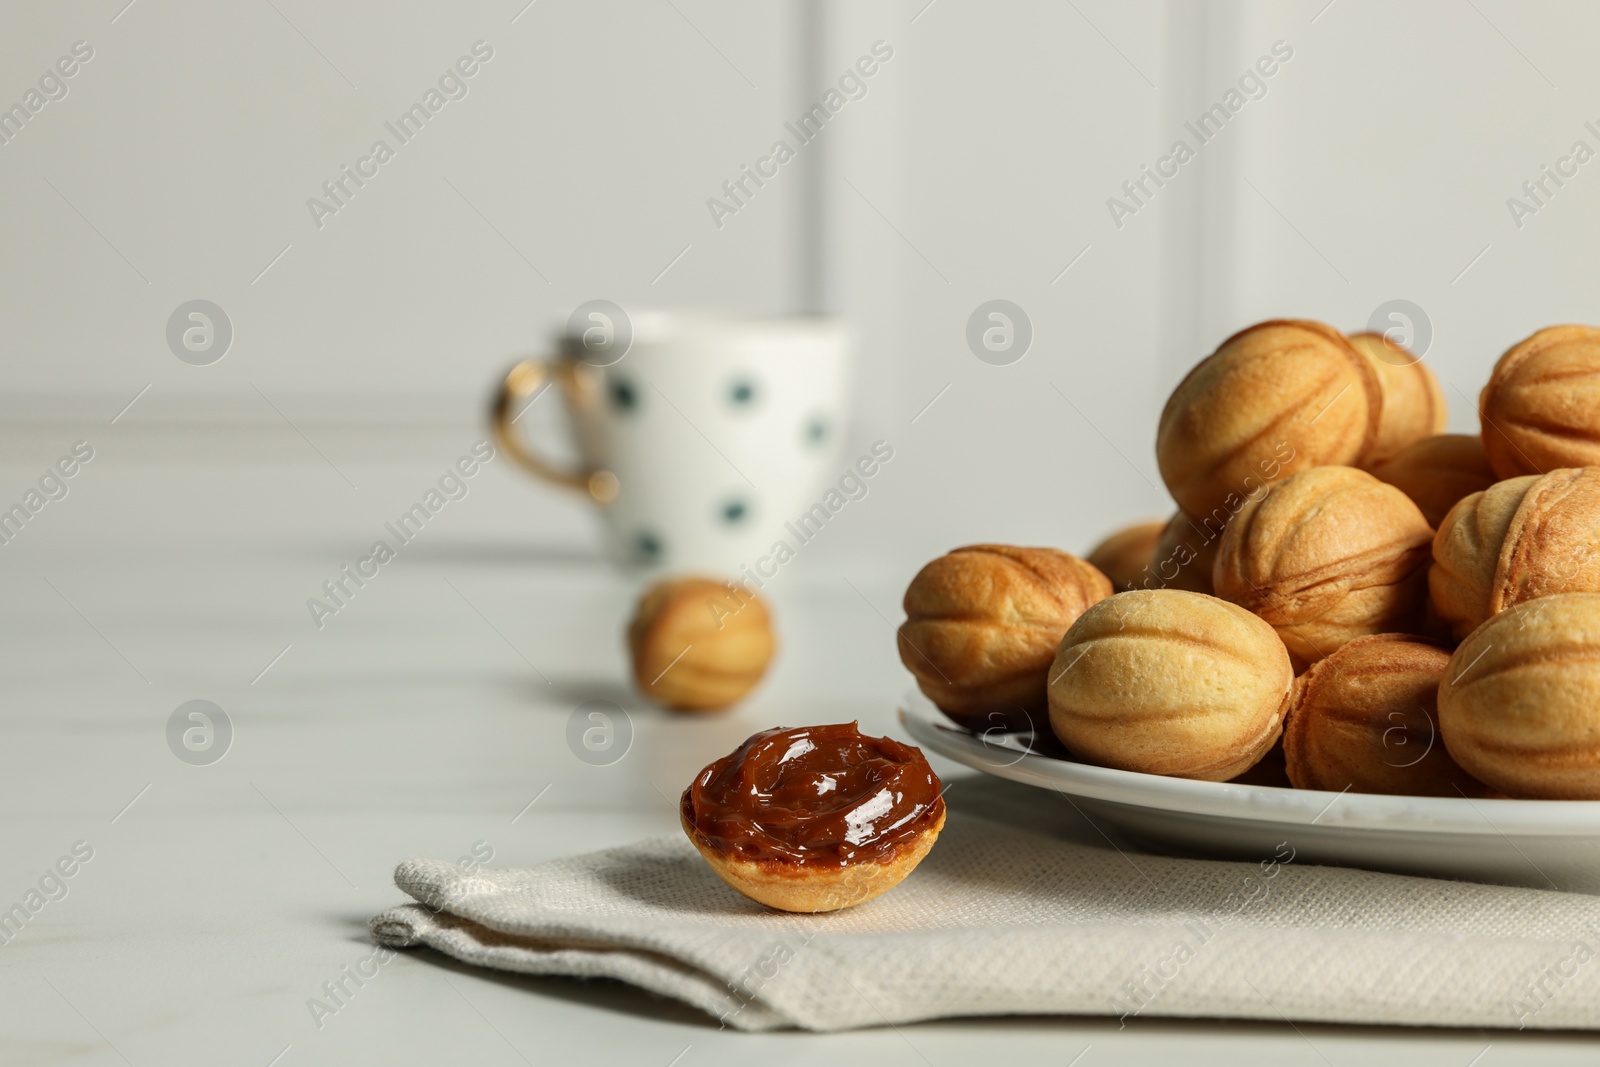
[898,690,1600,894]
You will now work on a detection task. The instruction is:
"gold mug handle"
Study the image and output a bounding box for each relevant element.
[491,357,620,504]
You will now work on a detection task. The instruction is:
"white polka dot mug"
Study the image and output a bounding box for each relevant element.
[492,311,850,573]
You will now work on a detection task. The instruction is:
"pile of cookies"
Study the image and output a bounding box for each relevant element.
[899,320,1600,801]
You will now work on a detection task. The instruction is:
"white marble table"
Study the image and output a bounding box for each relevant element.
[2,420,1595,1066]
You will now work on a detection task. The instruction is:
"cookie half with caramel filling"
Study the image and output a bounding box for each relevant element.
[680,723,945,913]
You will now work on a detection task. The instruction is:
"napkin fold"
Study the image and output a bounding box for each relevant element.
[370,776,1600,1032]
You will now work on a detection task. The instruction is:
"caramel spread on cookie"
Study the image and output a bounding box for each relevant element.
[681,723,944,868]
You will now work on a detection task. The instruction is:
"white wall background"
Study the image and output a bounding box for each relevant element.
[3,0,1598,581]
[0,1,809,406]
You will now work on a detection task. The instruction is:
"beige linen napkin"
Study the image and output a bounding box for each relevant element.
[370,776,1600,1032]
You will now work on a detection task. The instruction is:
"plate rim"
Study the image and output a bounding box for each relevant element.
[897,689,1600,837]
